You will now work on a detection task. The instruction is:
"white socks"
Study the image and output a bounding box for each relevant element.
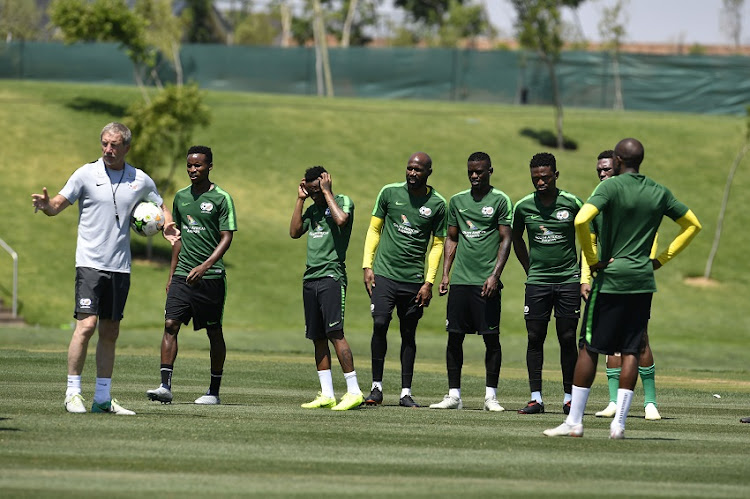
[612,388,634,431]
[317,370,335,399]
[66,375,82,397]
[449,388,461,398]
[485,387,496,399]
[531,391,543,404]
[344,371,361,395]
[400,388,411,398]
[566,385,590,425]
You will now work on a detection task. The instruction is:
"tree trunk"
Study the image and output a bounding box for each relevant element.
[312,0,334,97]
[280,1,292,47]
[341,0,359,48]
[612,53,623,110]
[703,142,749,279]
[547,61,564,149]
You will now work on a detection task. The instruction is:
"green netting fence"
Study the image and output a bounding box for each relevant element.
[1,42,748,115]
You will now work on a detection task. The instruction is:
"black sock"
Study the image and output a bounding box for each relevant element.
[160,364,173,388]
[209,370,223,395]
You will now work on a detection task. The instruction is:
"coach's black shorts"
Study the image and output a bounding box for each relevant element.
[523,282,581,321]
[74,267,130,320]
[370,274,424,322]
[579,291,652,355]
[446,285,501,335]
[165,275,227,331]
[303,277,346,340]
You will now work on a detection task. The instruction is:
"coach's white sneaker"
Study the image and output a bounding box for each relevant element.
[64,393,87,414]
[644,403,662,421]
[195,393,220,405]
[429,394,462,409]
[609,425,625,439]
[484,396,505,412]
[543,421,583,437]
[595,401,617,418]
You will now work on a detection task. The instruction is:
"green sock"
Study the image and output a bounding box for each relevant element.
[606,367,621,404]
[639,364,657,407]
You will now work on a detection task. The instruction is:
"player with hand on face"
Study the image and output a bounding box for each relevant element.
[32,122,178,415]
[146,145,236,406]
[290,166,364,411]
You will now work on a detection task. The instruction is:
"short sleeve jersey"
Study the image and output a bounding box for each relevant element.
[302,194,354,283]
[173,184,237,279]
[447,188,512,285]
[512,189,583,285]
[372,182,447,283]
[59,159,163,273]
[586,172,688,293]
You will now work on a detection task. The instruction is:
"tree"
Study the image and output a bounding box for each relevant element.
[395,0,464,26]
[125,83,211,194]
[49,0,210,196]
[598,0,628,110]
[50,0,154,98]
[182,0,226,43]
[512,0,566,149]
[703,106,750,281]
[720,0,745,50]
[435,0,494,48]
[234,11,281,45]
[0,0,43,41]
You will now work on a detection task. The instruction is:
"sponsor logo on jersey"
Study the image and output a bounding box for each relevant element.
[401,214,411,227]
[466,219,478,230]
[79,298,92,308]
[325,207,331,217]
[523,305,530,315]
[187,215,199,226]
[200,202,214,213]
[534,225,564,244]
[395,201,406,206]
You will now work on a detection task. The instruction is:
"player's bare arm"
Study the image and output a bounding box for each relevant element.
[483,225,512,297]
[289,179,308,239]
[160,203,180,245]
[511,227,530,275]
[31,188,71,216]
[320,173,349,227]
[186,231,234,286]
[439,226,459,296]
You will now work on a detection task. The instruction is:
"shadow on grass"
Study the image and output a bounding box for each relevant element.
[0,417,21,431]
[65,97,127,117]
[520,128,579,150]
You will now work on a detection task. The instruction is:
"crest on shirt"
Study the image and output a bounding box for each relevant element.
[200,202,214,213]
[324,207,331,217]
[419,206,432,218]
[556,210,570,220]
[481,206,494,216]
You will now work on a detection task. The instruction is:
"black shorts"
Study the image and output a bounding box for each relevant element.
[446,285,500,335]
[74,267,130,320]
[165,275,227,330]
[579,291,652,355]
[523,282,581,321]
[370,275,424,322]
[303,277,346,340]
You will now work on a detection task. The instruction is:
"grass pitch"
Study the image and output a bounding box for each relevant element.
[1,327,749,498]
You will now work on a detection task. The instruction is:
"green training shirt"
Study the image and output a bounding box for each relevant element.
[447,188,513,285]
[586,172,688,294]
[302,194,354,283]
[173,184,237,279]
[372,182,447,283]
[513,189,582,285]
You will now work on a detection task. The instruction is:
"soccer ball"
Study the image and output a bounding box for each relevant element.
[130,201,165,237]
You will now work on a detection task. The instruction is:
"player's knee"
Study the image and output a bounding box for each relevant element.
[526,321,547,347]
[372,314,391,334]
[164,320,181,336]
